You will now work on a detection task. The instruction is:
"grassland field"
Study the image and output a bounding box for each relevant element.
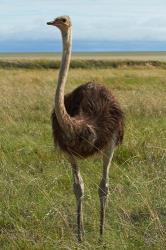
[1,52,166,70]
[1,52,166,61]
[0,53,166,249]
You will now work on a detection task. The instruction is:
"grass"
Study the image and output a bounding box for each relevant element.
[0,59,166,70]
[1,52,166,69]
[0,59,166,249]
[1,52,166,61]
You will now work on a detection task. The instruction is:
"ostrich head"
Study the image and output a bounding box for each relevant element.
[47,16,72,32]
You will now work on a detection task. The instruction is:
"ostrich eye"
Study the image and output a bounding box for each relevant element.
[61,18,66,23]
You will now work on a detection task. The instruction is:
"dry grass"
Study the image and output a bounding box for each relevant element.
[1,52,166,61]
[0,65,166,249]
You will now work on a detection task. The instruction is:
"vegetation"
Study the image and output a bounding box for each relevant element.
[0,57,166,249]
[1,52,166,69]
[1,58,166,69]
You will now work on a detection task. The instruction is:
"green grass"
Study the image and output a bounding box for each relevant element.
[0,59,166,70]
[0,63,166,249]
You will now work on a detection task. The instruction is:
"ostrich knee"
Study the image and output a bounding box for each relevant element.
[98,178,109,199]
[73,179,84,202]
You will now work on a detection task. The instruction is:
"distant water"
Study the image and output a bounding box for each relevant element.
[0,40,166,53]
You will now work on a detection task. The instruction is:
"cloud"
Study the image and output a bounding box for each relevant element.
[0,0,166,42]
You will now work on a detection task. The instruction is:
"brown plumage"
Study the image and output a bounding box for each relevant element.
[52,82,124,158]
[47,15,124,242]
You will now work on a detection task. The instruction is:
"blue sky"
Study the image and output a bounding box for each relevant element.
[1,0,166,52]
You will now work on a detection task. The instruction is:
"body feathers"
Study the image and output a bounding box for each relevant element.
[52,82,124,158]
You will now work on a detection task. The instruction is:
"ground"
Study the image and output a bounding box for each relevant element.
[0,54,166,249]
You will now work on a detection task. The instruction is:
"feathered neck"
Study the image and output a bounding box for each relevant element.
[54,27,74,135]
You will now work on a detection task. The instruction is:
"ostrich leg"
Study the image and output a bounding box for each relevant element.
[69,155,84,241]
[98,140,115,237]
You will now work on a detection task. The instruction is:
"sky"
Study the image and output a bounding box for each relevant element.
[1,0,166,52]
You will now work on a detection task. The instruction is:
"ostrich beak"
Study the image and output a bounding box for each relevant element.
[47,21,54,25]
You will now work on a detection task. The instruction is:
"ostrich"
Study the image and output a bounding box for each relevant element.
[47,16,124,241]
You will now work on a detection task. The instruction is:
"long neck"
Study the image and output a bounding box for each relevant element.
[54,27,73,134]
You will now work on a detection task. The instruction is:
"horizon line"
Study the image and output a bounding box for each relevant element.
[1,50,166,54]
